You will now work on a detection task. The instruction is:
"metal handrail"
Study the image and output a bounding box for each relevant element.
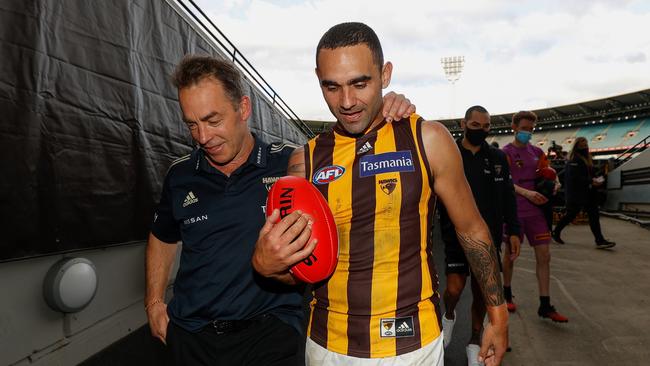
[171,0,315,139]
[613,134,650,167]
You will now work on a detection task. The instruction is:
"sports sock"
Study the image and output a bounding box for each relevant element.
[540,296,550,309]
[504,286,513,302]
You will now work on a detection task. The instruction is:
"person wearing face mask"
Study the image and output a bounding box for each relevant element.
[552,137,616,249]
[501,111,569,323]
[438,106,521,364]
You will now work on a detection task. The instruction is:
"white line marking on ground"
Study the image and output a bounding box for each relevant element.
[516,267,603,330]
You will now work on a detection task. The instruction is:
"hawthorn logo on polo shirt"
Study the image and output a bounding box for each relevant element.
[262,176,281,192]
[313,165,345,185]
[359,151,415,178]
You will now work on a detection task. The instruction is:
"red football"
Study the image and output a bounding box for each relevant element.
[266,176,339,284]
[536,166,557,181]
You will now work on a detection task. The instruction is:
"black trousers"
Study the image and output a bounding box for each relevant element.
[554,201,605,243]
[167,315,302,366]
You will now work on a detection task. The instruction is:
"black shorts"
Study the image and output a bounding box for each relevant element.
[444,239,470,275]
[444,236,502,276]
[166,314,303,366]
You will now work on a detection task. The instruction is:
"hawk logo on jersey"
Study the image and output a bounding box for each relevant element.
[313,165,345,184]
[380,316,414,338]
[379,178,398,195]
[381,319,395,336]
[359,151,415,178]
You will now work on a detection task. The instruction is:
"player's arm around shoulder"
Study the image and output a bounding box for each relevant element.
[421,121,508,365]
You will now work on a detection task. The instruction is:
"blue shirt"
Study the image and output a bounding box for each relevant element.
[151,136,303,333]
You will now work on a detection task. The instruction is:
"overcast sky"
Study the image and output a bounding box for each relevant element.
[195,0,650,121]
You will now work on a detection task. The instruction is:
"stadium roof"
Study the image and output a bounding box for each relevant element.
[303,88,650,134]
[441,88,650,133]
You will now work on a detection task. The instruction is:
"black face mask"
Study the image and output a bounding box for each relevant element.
[465,128,488,146]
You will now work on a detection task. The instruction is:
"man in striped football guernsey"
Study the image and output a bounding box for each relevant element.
[286,22,508,366]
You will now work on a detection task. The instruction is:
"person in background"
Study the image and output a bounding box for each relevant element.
[501,111,569,323]
[552,137,616,249]
[439,105,520,365]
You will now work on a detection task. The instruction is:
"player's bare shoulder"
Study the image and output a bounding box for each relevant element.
[420,120,454,142]
[419,120,461,177]
[420,120,457,154]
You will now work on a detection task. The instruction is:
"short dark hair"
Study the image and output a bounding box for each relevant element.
[316,22,384,70]
[172,55,244,107]
[464,105,489,120]
[512,110,537,125]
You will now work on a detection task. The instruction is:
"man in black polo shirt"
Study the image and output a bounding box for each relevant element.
[144,55,415,365]
[439,106,521,364]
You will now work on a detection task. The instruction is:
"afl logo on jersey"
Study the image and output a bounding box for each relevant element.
[313,165,345,184]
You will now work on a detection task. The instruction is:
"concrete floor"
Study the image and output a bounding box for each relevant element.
[436,217,650,366]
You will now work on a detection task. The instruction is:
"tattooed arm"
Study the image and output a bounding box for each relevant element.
[455,232,504,305]
[421,121,507,366]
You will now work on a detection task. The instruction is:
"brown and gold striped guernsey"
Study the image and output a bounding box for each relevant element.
[304,114,442,358]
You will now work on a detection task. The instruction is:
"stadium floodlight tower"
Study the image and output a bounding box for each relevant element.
[441,56,465,84]
[441,56,465,118]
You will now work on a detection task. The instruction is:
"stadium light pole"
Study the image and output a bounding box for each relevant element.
[441,56,465,118]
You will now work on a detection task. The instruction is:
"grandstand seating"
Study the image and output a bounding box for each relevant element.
[573,124,608,148]
[637,118,650,138]
[590,120,640,150]
[487,118,650,155]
